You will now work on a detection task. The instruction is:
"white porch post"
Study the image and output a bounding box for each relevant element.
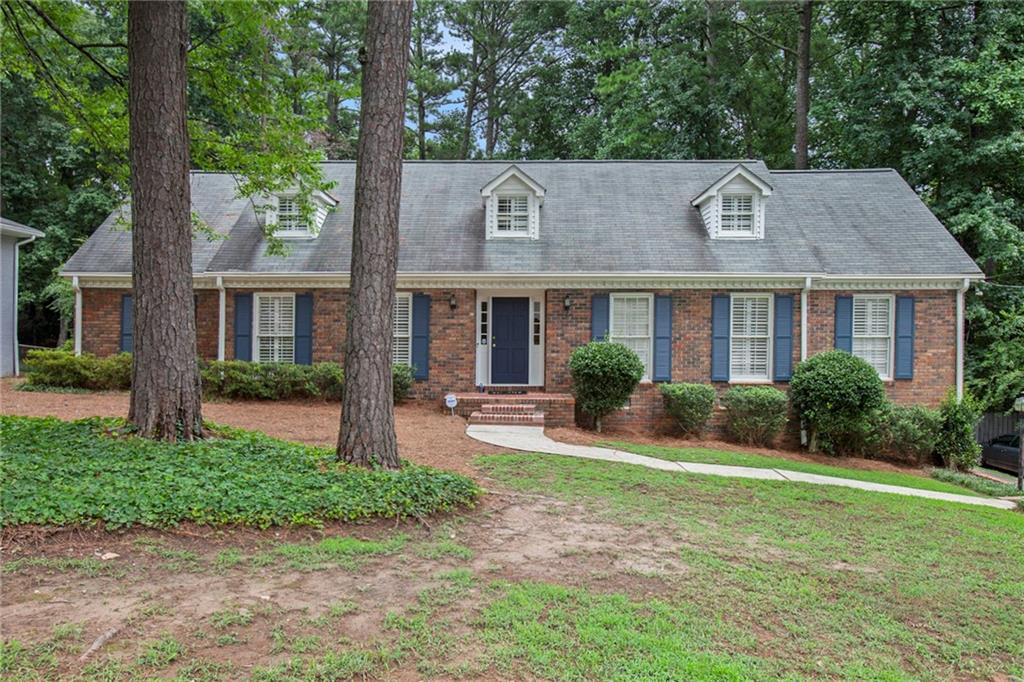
[73,275,82,356]
[956,277,969,400]
[800,276,811,361]
[216,276,226,361]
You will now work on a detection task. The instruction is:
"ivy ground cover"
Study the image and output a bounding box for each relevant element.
[0,416,480,528]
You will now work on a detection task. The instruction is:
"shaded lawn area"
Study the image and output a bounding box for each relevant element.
[0,416,479,528]
[606,441,990,496]
[477,453,1024,680]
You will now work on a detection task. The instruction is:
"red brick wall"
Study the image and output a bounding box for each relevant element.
[81,288,219,359]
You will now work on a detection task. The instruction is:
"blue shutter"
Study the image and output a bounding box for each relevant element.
[773,294,794,381]
[652,295,672,382]
[591,294,609,341]
[294,293,313,365]
[711,294,730,381]
[894,296,915,379]
[412,294,430,380]
[119,294,134,353]
[834,295,853,352]
[234,293,253,361]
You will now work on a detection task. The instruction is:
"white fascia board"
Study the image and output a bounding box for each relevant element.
[690,163,774,206]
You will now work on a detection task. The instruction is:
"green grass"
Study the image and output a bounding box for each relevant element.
[0,415,480,528]
[608,441,987,496]
[477,453,1024,680]
[1,556,125,578]
[930,467,1021,497]
[270,534,408,571]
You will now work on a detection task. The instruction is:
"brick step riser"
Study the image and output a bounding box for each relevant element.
[480,404,538,414]
[468,411,545,425]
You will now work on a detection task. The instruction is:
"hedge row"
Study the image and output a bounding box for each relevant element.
[22,350,415,404]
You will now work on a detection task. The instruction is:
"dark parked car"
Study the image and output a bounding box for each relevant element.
[981,434,1021,474]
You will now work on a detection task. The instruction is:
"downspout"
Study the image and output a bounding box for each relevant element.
[956,277,969,400]
[216,276,226,361]
[72,275,82,356]
[12,234,37,375]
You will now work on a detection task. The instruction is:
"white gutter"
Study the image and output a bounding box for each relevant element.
[72,275,82,356]
[800,276,811,361]
[216,276,226,361]
[956,277,969,400]
[12,234,37,375]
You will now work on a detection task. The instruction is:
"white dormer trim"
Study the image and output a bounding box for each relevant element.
[263,189,337,239]
[691,164,772,240]
[482,165,545,240]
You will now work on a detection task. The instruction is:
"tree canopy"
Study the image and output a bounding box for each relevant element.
[2,0,1021,409]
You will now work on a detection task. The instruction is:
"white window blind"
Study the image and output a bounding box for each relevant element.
[393,293,412,366]
[720,194,755,235]
[730,294,771,381]
[277,197,309,234]
[852,296,893,378]
[255,294,295,363]
[496,195,529,233]
[610,294,653,380]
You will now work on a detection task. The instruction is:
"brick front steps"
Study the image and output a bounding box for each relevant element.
[446,391,575,428]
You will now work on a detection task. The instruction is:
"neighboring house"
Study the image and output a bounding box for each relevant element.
[62,161,982,430]
[1,217,44,377]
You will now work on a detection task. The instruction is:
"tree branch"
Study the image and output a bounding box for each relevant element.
[731,18,794,56]
[19,0,125,84]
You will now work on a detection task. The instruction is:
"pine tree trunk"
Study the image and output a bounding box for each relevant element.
[338,0,413,468]
[794,0,812,170]
[126,0,203,441]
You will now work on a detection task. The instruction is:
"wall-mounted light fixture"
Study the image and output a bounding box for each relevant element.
[563,295,572,311]
[449,294,458,311]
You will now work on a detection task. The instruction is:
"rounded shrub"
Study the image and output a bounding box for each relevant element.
[568,341,644,432]
[789,350,886,455]
[872,402,941,464]
[660,383,716,437]
[935,389,983,471]
[721,386,789,446]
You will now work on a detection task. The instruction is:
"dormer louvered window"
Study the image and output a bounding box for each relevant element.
[720,194,755,236]
[277,198,309,236]
[497,195,530,235]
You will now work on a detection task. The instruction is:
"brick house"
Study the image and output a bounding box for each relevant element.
[62,161,981,431]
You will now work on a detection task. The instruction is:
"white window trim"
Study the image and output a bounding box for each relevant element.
[393,292,413,367]
[609,292,654,382]
[729,293,773,384]
[718,192,758,238]
[852,294,895,381]
[493,193,533,238]
[253,292,296,364]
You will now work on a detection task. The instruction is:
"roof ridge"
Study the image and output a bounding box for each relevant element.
[771,168,896,174]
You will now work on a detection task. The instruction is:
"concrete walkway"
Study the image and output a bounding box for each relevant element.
[467,425,1019,511]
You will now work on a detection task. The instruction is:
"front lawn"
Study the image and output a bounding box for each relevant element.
[608,441,990,496]
[477,453,1024,679]
[0,416,480,528]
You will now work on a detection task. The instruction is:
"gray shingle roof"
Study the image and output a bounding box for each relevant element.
[63,160,981,277]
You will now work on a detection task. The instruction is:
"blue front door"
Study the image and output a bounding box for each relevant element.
[491,297,530,384]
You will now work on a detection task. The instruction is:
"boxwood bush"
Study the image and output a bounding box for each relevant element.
[392,364,415,404]
[660,383,716,437]
[23,349,131,391]
[200,360,345,401]
[568,341,644,432]
[873,403,942,464]
[789,350,887,455]
[721,386,789,446]
[0,415,480,528]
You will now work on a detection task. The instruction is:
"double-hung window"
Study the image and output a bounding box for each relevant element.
[255,293,295,363]
[720,194,755,236]
[496,195,530,235]
[393,293,412,366]
[609,293,653,381]
[276,197,310,237]
[852,295,893,379]
[730,294,771,382]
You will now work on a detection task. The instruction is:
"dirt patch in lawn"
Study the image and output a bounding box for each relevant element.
[0,379,504,477]
[546,425,938,479]
[0,491,683,679]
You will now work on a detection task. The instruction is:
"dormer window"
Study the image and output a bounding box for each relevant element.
[276,198,309,237]
[481,165,545,240]
[497,195,530,235]
[262,189,338,240]
[691,164,772,240]
[720,194,755,236]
